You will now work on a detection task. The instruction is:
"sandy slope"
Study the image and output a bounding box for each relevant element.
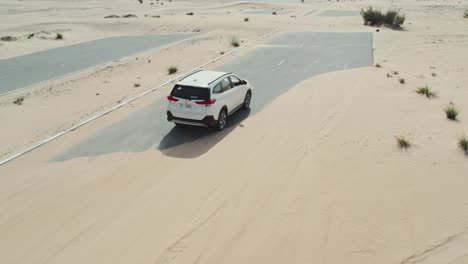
[1,0,468,264]
[1,66,468,264]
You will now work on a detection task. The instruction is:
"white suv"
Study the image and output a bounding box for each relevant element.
[167,70,252,131]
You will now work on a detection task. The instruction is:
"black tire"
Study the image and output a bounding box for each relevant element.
[216,108,228,131]
[242,91,251,110]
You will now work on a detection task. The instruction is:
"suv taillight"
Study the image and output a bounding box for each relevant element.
[195,99,216,106]
[167,96,179,102]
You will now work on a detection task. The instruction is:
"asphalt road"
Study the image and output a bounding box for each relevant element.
[0,33,198,95]
[55,32,373,161]
[319,10,361,17]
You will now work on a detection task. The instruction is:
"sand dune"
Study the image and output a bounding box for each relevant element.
[1,0,468,263]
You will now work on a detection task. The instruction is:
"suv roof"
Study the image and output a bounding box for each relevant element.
[177,70,230,88]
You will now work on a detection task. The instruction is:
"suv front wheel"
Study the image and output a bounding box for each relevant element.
[216,109,227,131]
[243,91,251,110]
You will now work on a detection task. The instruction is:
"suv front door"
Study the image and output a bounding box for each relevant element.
[219,77,237,114]
[229,75,246,108]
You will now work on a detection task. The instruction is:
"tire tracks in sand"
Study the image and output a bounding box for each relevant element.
[400,229,468,264]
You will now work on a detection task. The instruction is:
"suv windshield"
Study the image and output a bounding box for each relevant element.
[171,85,210,100]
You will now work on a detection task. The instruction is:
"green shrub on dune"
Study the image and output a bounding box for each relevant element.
[361,7,405,28]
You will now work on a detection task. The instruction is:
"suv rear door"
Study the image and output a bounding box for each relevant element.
[168,85,210,120]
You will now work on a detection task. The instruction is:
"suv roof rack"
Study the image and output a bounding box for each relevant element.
[178,69,204,81]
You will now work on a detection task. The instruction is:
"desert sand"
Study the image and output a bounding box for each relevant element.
[1,0,468,264]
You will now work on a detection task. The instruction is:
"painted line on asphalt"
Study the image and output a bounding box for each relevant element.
[278,59,286,66]
[0,29,280,166]
[0,33,204,98]
[299,43,304,48]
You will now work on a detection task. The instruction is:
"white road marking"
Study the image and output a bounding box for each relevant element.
[278,59,286,66]
[0,76,7,79]
[299,43,304,48]
[313,58,320,64]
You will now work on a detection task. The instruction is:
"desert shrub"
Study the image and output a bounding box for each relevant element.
[464,10,468,18]
[231,36,240,47]
[361,7,405,28]
[416,86,437,98]
[13,97,24,105]
[186,12,194,16]
[445,104,459,120]
[244,17,249,22]
[168,66,178,74]
[361,7,384,26]
[459,136,468,154]
[396,136,411,149]
[394,14,405,26]
[56,33,63,40]
[0,36,17,41]
[384,9,398,24]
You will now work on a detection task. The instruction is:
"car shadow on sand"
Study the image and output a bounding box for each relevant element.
[158,108,251,158]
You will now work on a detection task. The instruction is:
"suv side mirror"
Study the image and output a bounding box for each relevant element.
[241,80,247,85]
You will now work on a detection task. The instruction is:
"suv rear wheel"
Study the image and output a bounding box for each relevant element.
[217,109,228,131]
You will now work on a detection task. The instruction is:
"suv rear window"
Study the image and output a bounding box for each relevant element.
[171,85,210,100]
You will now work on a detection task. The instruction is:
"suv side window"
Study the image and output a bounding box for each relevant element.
[212,83,222,94]
[220,77,232,92]
[229,76,242,87]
